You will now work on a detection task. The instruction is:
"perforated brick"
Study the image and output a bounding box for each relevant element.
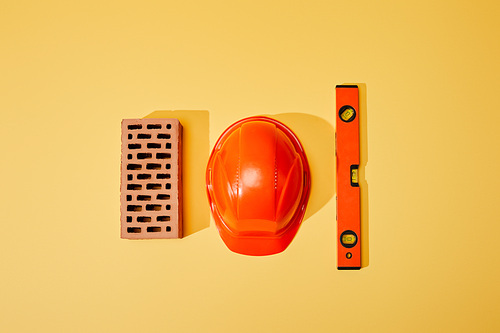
[121,118,182,239]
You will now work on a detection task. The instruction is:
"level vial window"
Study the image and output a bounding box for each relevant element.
[350,165,359,187]
[340,230,358,248]
[342,234,356,245]
[339,105,356,122]
[351,168,358,184]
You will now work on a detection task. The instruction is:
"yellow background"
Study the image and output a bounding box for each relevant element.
[1,0,500,332]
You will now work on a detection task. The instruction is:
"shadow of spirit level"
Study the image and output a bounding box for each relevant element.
[336,85,361,270]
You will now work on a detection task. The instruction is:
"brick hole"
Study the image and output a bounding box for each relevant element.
[157,194,170,200]
[166,226,171,232]
[147,226,162,232]
[137,153,152,159]
[146,163,161,170]
[146,183,162,190]
[147,124,161,129]
[128,134,133,139]
[137,216,151,222]
[126,216,132,222]
[137,174,151,180]
[166,124,172,129]
[127,184,142,190]
[127,154,132,159]
[126,195,132,201]
[157,133,171,139]
[147,143,161,149]
[146,204,162,211]
[157,216,170,222]
[127,205,142,211]
[137,133,151,139]
[156,153,171,159]
[127,164,141,170]
[157,174,171,179]
[127,227,141,233]
[166,204,171,210]
[166,164,171,169]
[128,144,141,149]
[137,195,151,201]
[127,174,133,180]
[128,124,142,130]
[165,183,171,189]
[165,143,172,149]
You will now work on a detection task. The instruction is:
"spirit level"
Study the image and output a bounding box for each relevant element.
[336,85,361,270]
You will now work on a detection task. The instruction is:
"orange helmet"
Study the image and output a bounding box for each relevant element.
[206,116,311,255]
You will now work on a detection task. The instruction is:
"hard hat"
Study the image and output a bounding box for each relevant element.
[206,116,311,256]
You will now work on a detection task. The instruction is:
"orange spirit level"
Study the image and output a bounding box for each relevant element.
[336,85,361,270]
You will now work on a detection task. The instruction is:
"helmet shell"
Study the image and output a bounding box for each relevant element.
[206,116,311,255]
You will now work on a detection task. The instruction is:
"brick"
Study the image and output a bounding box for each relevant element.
[121,118,182,239]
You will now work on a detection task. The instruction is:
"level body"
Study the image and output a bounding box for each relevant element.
[336,85,361,270]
